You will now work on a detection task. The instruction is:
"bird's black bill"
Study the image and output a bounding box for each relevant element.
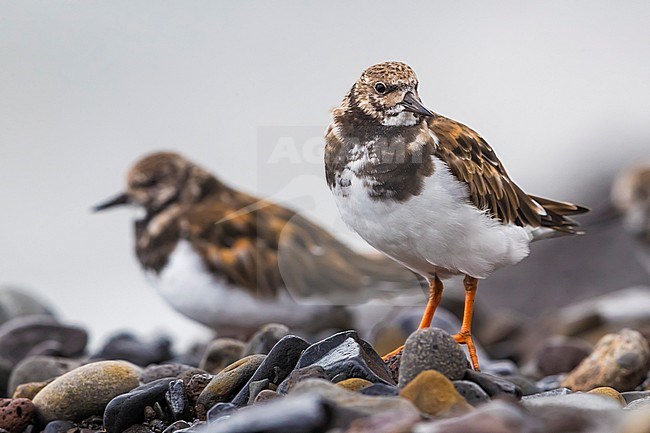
[93,193,130,212]
[401,92,434,117]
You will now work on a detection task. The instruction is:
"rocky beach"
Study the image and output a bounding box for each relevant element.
[1,285,650,433]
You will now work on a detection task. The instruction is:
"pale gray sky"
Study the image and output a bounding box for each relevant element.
[1,1,649,348]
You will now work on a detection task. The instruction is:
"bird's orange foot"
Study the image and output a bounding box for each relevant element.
[381,345,404,361]
[453,331,480,371]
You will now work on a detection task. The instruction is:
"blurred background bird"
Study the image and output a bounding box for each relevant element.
[94,152,421,338]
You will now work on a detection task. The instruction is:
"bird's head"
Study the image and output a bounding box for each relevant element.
[345,61,434,127]
[94,152,220,216]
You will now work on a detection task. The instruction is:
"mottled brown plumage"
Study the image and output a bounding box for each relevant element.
[97,152,419,303]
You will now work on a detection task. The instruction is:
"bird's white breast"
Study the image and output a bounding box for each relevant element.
[147,239,320,331]
[331,155,533,279]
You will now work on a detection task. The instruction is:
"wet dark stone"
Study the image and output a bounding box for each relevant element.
[43,420,75,433]
[464,369,522,399]
[206,395,332,433]
[92,333,173,366]
[103,378,176,433]
[625,396,650,410]
[140,364,200,384]
[277,331,393,394]
[123,425,154,433]
[453,380,490,406]
[206,403,237,424]
[166,380,189,420]
[398,328,469,387]
[521,388,572,401]
[359,383,400,397]
[161,420,191,433]
[622,390,650,404]
[246,379,270,405]
[0,316,87,366]
[231,335,309,406]
[276,366,328,394]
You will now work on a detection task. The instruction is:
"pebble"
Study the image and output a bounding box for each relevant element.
[463,369,522,398]
[0,398,35,433]
[280,331,393,388]
[185,373,212,406]
[397,328,469,387]
[622,390,650,404]
[562,328,650,391]
[161,420,191,433]
[12,380,50,399]
[206,402,237,423]
[399,370,473,417]
[103,377,175,433]
[359,383,399,397]
[166,379,189,420]
[230,335,308,406]
[414,400,531,433]
[123,425,154,433]
[196,355,265,415]
[522,392,623,411]
[290,378,419,419]
[624,396,650,411]
[207,395,332,433]
[253,389,279,404]
[587,386,626,405]
[336,378,373,392]
[276,365,328,394]
[242,323,289,356]
[42,420,74,433]
[344,409,420,433]
[198,339,245,374]
[521,388,572,400]
[530,336,593,377]
[92,333,173,366]
[32,360,140,423]
[453,380,490,406]
[8,356,79,396]
[0,286,55,326]
[140,363,203,384]
[0,316,87,366]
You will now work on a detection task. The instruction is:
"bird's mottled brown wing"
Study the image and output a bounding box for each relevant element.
[429,116,587,232]
[179,196,420,302]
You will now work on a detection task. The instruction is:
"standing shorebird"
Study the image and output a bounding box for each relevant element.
[324,62,588,370]
[94,152,419,336]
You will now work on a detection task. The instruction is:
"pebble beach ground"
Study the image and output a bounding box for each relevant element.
[1,285,650,433]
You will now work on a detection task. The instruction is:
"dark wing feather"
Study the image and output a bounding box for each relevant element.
[429,116,588,233]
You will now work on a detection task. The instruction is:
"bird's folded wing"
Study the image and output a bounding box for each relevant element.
[179,199,421,304]
[429,116,587,232]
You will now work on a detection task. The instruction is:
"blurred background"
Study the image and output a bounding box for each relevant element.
[1,1,648,349]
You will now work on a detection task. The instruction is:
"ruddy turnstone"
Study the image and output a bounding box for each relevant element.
[325,62,588,369]
[94,152,418,335]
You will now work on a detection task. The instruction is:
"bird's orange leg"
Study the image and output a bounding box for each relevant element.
[382,275,443,360]
[453,275,480,371]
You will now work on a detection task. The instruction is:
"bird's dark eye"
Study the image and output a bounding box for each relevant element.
[138,177,158,188]
[374,82,387,94]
